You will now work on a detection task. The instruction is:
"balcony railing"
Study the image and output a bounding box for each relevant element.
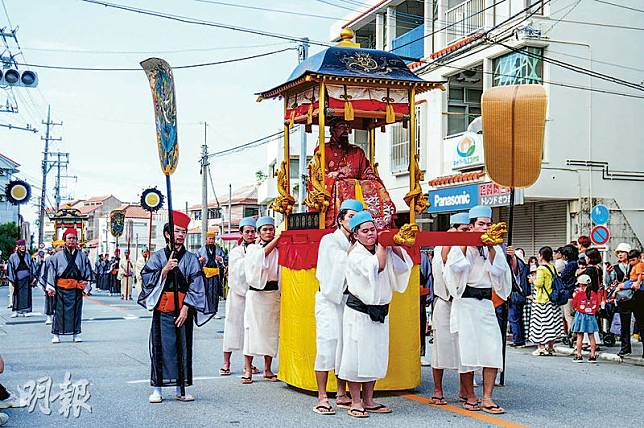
[391,24,424,61]
[445,0,484,44]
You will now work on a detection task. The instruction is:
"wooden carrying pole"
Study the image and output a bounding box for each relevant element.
[318,81,326,230]
[482,84,547,386]
[283,96,290,230]
[408,86,417,224]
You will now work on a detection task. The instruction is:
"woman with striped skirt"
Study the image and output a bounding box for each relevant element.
[529,247,563,356]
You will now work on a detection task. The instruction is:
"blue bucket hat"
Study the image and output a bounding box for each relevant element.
[239,217,256,231]
[255,216,275,230]
[348,210,374,232]
[450,212,470,226]
[469,205,492,219]
[339,199,364,212]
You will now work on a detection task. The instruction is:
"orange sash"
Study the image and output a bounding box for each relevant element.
[202,267,220,278]
[56,278,86,290]
[157,291,185,314]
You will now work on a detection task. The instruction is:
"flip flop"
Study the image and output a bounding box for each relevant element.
[251,366,260,375]
[335,400,352,409]
[459,396,481,404]
[463,401,481,412]
[263,374,278,382]
[241,376,253,384]
[175,394,195,402]
[365,404,392,414]
[313,404,336,415]
[481,404,505,415]
[219,368,231,376]
[431,396,447,406]
[347,408,369,418]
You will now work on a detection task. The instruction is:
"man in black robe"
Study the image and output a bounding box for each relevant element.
[40,240,65,325]
[138,210,216,404]
[6,239,35,318]
[46,228,92,343]
[197,230,226,319]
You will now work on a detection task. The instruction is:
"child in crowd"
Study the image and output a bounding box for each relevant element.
[571,275,599,363]
[615,250,644,291]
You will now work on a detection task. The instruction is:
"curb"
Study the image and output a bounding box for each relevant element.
[554,346,644,367]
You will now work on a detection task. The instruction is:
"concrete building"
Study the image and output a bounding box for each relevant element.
[331,0,643,256]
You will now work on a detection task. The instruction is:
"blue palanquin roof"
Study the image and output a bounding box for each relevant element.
[258,45,441,99]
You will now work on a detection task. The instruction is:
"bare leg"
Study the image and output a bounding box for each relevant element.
[432,368,445,399]
[362,381,376,407]
[589,333,597,357]
[347,382,363,410]
[481,367,503,412]
[460,372,477,403]
[315,371,329,405]
[223,351,232,370]
[264,356,275,377]
[336,378,350,405]
[575,333,583,357]
[243,355,254,380]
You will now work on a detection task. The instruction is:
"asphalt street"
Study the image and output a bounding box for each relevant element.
[0,288,642,427]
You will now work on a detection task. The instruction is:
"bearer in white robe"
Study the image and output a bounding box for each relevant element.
[243,216,281,384]
[444,205,511,415]
[430,212,470,406]
[221,217,256,377]
[313,199,363,415]
[336,211,412,418]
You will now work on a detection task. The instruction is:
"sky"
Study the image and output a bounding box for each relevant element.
[0,0,363,222]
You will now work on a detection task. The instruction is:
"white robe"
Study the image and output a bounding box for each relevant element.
[314,228,350,372]
[243,244,280,358]
[444,246,511,372]
[337,244,412,383]
[430,246,460,370]
[223,244,251,353]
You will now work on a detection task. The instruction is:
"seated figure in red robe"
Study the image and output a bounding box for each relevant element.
[309,118,396,230]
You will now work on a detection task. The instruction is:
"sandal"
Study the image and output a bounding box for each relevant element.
[347,408,369,418]
[459,396,481,404]
[463,401,481,412]
[263,374,278,382]
[175,394,195,402]
[241,375,253,384]
[365,403,392,414]
[481,404,505,415]
[431,396,447,406]
[313,404,335,415]
[219,367,231,376]
[251,366,260,375]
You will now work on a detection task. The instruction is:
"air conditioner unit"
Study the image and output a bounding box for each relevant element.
[514,25,542,41]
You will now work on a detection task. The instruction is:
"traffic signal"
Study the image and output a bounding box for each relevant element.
[0,68,38,88]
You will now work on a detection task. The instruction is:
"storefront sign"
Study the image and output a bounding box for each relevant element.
[428,185,478,213]
[451,132,484,171]
[428,182,523,213]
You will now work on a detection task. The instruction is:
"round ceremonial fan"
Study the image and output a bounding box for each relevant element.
[5,180,31,205]
[140,187,165,212]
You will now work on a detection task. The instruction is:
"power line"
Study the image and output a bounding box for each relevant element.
[194,0,341,20]
[80,0,333,48]
[20,41,292,55]
[593,0,644,13]
[543,0,582,35]
[207,130,286,158]
[13,47,296,72]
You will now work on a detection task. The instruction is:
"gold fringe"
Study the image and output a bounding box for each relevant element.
[344,101,354,121]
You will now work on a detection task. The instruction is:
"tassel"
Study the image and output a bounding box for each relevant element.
[380,125,386,133]
[306,103,313,125]
[305,124,312,133]
[289,110,295,129]
[385,104,395,124]
[344,100,354,121]
[354,180,365,207]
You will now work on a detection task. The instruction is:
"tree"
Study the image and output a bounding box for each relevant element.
[255,169,268,184]
[0,222,19,262]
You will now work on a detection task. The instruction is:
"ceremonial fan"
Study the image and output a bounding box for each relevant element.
[482,83,548,385]
[140,187,165,252]
[5,180,31,205]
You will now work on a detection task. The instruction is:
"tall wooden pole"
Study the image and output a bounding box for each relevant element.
[408,86,417,224]
[318,81,326,230]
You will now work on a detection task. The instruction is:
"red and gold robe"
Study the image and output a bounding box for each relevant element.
[309,141,396,230]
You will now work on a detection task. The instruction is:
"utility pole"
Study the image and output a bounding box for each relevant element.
[200,122,209,247]
[50,151,71,210]
[38,105,62,245]
[228,184,232,234]
[297,38,309,212]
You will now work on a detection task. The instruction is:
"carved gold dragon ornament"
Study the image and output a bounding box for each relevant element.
[303,151,331,213]
[271,160,295,215]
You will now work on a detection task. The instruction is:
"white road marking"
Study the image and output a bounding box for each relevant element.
[127,376,224,384]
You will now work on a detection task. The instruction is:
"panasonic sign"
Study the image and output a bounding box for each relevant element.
[427,184,478,213]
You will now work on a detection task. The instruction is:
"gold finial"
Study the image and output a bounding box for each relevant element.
[337,28,360,48]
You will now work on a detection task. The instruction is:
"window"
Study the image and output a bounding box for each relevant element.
[493,47,543,86]
[208,208,222,219]
[525,0,544,15]
[390,105,423,174]
[243,207,259,217]
[352,129,369,156]
[447,85,482,136]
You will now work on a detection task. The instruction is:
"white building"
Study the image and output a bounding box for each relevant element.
[0,152,20,227]
[331,0,643,255]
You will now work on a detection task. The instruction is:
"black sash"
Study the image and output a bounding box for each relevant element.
[462,286,492,300]
[163,247,189,293]
[16,252,29,271]
[205,245,218,269]
[346,292,389,323]
[61,249,82,280]
[250,281,278,292]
